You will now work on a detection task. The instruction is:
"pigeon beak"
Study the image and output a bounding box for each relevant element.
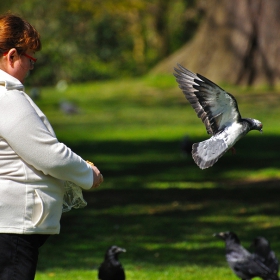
[260,129,263,134]
[213,232,225,239]
[118,248,126,253]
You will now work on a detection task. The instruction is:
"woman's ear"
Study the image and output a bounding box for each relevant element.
[6,48,18,65]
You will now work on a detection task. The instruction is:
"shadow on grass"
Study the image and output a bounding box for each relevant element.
[66,134,280,183]
[37,134,280,272]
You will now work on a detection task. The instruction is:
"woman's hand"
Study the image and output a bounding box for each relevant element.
[86,160,103,189]
[91,165,104,189]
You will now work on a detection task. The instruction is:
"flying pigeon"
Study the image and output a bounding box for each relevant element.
[251,237,279,275]
[98,245,126,280]
[173,64,263,169]
[214,231,279,280]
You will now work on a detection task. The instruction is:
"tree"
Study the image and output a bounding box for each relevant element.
[152,0,280,87]
[1,0,200,85]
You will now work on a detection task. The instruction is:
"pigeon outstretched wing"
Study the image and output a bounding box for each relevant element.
[174,64,242,135]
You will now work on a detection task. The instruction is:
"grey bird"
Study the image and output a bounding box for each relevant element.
[59,100,79,115]
[214,231,279,280]
[173,64,263,169]
[98,245,126,280]
[251,237,279,275]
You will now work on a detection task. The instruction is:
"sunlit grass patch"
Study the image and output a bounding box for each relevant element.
[146,181,218,189]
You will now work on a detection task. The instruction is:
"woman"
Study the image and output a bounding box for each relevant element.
[0,13,103,279]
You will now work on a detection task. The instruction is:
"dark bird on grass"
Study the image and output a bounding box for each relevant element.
[98,245,126,280]
[251,237,279,275]
[173,64,263,169]
[214,231,279,280]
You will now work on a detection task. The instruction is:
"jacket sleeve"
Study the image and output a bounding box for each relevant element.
[0,90,93,190]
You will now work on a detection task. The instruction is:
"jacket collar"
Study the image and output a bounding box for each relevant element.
[0,69,24,91]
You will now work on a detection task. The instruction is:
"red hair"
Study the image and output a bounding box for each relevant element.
[0,13,41,54]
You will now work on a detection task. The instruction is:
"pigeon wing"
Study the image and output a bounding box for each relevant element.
[248,258,279,280]
[231,256,278,280]
[268,251,279,274]
[174,64,242,135]
[253,250,279,274]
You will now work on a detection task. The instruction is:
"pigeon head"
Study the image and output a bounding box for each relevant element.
[244,118,263,133]
[214,231,241,244]
[105,245,126,260]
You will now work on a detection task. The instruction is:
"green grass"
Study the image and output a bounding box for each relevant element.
[32,74,280,279]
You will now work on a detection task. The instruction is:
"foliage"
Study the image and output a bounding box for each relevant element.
[1,0,202,85]
[28,74,280,279]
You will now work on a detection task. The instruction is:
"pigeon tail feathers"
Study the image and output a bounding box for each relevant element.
[192,137,228,169]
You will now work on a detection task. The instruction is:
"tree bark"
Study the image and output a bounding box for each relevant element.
[152,0,280,87]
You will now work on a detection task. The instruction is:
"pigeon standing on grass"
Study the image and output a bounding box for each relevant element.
[59,100,79,115]
[98,245,126,280]
[251,237,279,275]
[214,231,279,280]
[173,64,263,169]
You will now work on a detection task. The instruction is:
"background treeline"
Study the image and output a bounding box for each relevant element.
[1,0,203,86]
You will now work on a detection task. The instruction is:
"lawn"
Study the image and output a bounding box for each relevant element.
[33,74,280,280]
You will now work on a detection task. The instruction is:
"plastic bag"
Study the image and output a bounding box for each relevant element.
[62,181,87,213]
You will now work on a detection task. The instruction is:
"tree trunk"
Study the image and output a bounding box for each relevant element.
[151,0,280,87]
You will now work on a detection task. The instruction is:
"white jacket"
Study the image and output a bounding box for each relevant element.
[0,70,93,234]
